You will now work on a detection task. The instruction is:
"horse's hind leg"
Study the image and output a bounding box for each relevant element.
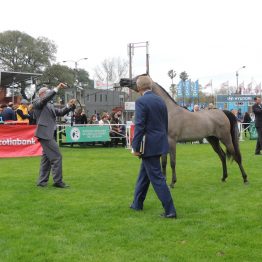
[220,135,248,184]
[238,163,248,184]
[206,136,228,182]
[161,154,168,179]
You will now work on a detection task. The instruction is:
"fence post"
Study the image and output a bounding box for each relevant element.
[238,122,244,141]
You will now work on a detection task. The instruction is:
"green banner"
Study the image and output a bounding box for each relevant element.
[65,126,110,143]
[249,122,258,140]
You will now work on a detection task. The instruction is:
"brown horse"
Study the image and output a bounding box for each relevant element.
[120,75,248,187]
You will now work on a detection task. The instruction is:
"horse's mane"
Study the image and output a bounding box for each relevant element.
[133,74,180,107]
[154,82,179,106]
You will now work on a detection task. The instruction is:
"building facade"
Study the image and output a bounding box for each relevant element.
[65,88,129,117]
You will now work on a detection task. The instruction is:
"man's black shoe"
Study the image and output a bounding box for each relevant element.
[160,212,177,219]
[37,183,47,187]
[130,205,143,211]
[53,182,69,188]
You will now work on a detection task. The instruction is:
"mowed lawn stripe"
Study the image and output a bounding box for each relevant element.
[0,140,261,261]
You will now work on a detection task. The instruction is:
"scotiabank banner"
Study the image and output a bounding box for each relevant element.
[0,125,42,158]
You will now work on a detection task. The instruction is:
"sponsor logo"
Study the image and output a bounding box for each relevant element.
[0,138,36,146]
[70,127,81,141]
[227,96,253,101]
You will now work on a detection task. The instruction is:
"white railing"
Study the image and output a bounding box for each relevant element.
[238,122,252,141]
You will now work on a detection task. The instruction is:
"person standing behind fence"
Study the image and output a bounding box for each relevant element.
[33,83,76,188]
[28,104,36,125]
[110,112,121,147]
[88,114,98,124]
[0,105,5,123]
[114,110,126,147]
[243,112,251,138]
[2,102,16,121]
[75,108,88,124]
[130,75,177,219]
[99,113,111,147]
[208,103,214,110]
[252,97,262,155]
[99,113,110,125]
[193,104,200,112]
[16,99,30,123]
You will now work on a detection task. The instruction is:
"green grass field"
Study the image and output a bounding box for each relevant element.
[0,140,261,262]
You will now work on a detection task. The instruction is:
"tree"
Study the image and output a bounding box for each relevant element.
[179,71,189,82]
[116,57,128,81]
[179,71,189,106]
[169,84,176,99]
[0,30,56,72]
[168,69,177,99]
[76,68,94,89]
[41,64,75,87]
[94,57,128,83]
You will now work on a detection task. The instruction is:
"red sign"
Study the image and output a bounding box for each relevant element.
[0,125,42,158]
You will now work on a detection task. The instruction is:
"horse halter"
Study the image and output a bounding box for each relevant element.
[119,73,149,92]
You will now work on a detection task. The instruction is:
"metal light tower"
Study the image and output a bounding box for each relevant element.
[127,41,150,101]
[62,58,88,98]
[236,65,246,93]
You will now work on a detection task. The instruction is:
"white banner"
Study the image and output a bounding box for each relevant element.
[124,102,135,111]
[94,80,114,90]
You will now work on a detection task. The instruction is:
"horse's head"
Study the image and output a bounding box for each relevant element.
[119,74,148,92]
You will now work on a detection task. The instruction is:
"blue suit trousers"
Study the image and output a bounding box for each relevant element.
[131,156,176,215]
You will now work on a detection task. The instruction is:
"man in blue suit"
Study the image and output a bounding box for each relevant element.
[130,75,177,218]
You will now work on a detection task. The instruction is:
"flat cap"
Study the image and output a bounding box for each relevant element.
[21,99,28,104]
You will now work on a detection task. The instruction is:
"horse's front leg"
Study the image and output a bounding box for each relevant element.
[169,145,177,188]
[161,154,168,180]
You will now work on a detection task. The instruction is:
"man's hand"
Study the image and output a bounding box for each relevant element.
[56,83,67,90]
[68,99,77,106]
[132,151,141,157]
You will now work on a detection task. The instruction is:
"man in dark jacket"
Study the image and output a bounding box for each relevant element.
[33,83,76,188]
[2,102,16,121]
[252,96,262,155]
[130,75,176,218]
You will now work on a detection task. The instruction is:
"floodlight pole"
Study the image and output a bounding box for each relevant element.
[236,65,246,93]
[62,58,88,99]
[128,41,150,101]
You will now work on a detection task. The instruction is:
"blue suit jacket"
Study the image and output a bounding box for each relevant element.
[132,91,169,157]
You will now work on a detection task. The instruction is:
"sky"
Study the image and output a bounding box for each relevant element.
[1,0,262,93]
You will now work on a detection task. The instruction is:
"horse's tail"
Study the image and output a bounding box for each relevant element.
[222,110,242,163]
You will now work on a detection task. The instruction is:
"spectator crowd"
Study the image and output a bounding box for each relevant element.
[0,99,257,146]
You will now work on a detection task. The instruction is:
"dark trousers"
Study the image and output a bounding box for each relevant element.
[255,127,262,154]
[131,156,176,215]
[38,138,63,185]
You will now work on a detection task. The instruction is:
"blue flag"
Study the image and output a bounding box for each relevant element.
[185,80,191,97]
[177,80,183,97]
[192,80,199,98]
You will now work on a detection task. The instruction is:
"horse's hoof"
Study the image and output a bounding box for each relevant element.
[169,184,174,189]
[244,180,249,185]
[221,179,226,182]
